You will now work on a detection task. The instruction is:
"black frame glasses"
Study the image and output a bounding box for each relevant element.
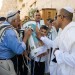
[54,15,68,20]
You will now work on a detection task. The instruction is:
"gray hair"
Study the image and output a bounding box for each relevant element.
[6,10,18,23]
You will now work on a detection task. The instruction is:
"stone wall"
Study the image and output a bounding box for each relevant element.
[0,0,17,17]
[17,0,75,20]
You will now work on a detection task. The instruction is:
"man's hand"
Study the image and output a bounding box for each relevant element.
[53,48,59,56]
[25,28,32,38]
[23,28,32,43]
[23,51,31,61]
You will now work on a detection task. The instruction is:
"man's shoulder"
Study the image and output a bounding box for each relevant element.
[5,28,16,36]
[0,24,14,36]
[2,21,10,25]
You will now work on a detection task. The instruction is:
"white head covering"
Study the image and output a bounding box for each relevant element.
[6,10,18,23]
[63,6,74,13]
[6,10,17,18]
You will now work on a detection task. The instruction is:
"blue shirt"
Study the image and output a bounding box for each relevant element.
[2,21,10,25]
[0,21,26,59]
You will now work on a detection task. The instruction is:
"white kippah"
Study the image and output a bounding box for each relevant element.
[63,6,74,13]
[6,10,17,18]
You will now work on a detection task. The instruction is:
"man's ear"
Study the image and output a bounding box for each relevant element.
[12,19,15,23]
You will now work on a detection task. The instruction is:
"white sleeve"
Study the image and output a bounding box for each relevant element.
[55,28,75,68]
[55,50,75,68]
[40,36,53,49]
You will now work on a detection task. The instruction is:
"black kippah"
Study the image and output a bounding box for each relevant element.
[0,17,6,21]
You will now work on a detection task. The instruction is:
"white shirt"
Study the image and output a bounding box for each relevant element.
[54,22,75,75]
[43,22,75,75]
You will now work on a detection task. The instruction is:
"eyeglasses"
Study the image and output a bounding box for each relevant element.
[54,15,61,20]
[54,14,68,20]
[57,15,61,17]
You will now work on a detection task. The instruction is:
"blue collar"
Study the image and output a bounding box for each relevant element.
[2,21,10,26]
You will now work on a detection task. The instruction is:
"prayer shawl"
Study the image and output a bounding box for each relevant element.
[23,21,47,58]
[0,24,19,43]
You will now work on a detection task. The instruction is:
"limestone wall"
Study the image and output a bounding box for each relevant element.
[0,0,17,17]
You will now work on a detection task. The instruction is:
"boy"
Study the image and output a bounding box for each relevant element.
[34,25,49,75]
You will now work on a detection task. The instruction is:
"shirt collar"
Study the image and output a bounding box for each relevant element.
[2,21,10,26]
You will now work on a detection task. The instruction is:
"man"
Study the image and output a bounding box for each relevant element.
[46,18,59,40]
[14,11,29,75]
[47,17,62,75]
[0,10,32,75]
[37,6,75,75]
[34,10,45,29]
[45,18,59,75]
[52,6,75,75]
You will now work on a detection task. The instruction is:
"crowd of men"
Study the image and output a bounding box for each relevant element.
[0,6,75,75]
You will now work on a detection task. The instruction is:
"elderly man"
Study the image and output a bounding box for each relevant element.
[45,18,60,75]
[37,6,75,75]
[46,17,62,75]
[0,10,32,75]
